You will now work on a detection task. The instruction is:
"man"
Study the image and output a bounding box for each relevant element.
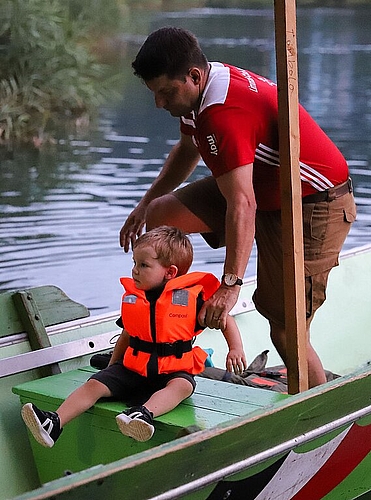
[119,27,356,387]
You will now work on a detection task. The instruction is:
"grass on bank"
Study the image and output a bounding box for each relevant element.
[0,0,123,147]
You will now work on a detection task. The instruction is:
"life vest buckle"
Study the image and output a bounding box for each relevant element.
[129,336,192,358]
[173,340,184,359]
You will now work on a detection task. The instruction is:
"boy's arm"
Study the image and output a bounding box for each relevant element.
[222,316,247,374]
[108,329,130,366]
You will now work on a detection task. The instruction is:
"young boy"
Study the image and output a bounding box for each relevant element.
[21,226,247,446]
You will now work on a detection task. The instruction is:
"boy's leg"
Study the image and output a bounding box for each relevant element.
[57,379,112,427]
[116,377,194,442]
[144,377,194,417]
[21,378,111,448]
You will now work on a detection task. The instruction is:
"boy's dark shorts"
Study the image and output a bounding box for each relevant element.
[89,362,196,406]
[173,176,357,328]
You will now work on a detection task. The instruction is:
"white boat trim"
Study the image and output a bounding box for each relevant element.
[0,331,115,378]
[149,403,371,500]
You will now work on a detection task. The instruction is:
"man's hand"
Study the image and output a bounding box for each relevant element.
[119,134,201,252]
[119,204,147,252]
[198,285,240,331]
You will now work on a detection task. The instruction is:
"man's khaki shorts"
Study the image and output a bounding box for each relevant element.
[173,176,356,328]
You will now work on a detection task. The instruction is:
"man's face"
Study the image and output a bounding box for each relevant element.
[146,73,199,117]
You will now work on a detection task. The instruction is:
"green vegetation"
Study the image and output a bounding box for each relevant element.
[0,0,122,147]
[156,0,371,6]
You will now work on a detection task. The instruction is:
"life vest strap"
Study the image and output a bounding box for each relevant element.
[129,337,192,359]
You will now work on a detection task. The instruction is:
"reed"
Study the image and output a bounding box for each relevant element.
[0,0,121,147]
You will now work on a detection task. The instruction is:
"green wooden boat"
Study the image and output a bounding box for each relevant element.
[1,243,371,500]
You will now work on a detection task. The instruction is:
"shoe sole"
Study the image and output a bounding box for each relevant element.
[116,414,154,442]
[21,403,55,448]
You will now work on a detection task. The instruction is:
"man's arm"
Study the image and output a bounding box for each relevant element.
[199,163,256,331]
[120,133,200,251]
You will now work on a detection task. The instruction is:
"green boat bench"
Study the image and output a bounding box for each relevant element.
[12,366,288,484]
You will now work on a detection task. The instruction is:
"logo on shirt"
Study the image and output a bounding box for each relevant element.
[169,312,188,318]
[257,76,276,87]
[207,134,218,156]
[238,68,258,93]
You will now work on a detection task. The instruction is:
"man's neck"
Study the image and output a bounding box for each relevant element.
[196,63,211,114]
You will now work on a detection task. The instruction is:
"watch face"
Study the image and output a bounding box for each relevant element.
[224,273,237,286]
[223,273,243,286]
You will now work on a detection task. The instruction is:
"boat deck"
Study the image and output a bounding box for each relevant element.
[13,366,289,484]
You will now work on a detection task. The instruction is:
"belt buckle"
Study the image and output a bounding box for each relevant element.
[156,342,169,357]
[173,340,184,359]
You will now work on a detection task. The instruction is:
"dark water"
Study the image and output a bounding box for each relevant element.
[1,6,371,314]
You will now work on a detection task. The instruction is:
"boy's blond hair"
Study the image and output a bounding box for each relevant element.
[134,226,193,276]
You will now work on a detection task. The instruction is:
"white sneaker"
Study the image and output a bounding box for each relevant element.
[21,403,62,448]
[116,405,154,442]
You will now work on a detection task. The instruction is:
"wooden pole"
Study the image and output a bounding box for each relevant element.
[274,0,309,393]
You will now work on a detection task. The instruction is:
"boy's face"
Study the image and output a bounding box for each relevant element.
[132,245,170,290]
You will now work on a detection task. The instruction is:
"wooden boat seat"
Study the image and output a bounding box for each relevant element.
[1,285,90,339]
[12,366,289,484]
[0,285,117,378]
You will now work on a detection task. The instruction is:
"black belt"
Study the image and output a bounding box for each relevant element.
[302,177,353,204]
[129,336,192,359]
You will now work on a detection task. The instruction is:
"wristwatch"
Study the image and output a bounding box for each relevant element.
[221,273,243,287]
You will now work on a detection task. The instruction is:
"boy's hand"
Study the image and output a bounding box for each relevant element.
[226,349,247,375]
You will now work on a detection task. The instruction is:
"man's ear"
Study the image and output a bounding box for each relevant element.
[189,68,201,85]
[165,265,178,280]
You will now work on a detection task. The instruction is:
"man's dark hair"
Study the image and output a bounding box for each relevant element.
[132,27,208,82]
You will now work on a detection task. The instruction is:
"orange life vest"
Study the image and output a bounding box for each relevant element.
[120,272,220,377]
